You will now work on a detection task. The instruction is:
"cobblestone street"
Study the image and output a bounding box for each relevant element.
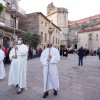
[0,54,100,100]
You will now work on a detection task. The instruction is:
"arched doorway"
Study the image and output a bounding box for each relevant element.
[75,44,77,49]
[3,37,9,49]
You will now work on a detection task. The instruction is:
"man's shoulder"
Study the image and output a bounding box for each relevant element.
[52,47,58,51]
[0,50,4,54]
[21,44,28,48]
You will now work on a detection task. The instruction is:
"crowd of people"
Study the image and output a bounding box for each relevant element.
[28,48,42,59]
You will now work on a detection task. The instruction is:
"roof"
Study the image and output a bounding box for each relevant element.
[69,14,100,26]
[78,27,100,33]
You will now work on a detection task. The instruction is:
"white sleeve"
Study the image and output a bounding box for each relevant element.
[0,51,4,63]
[9,48,16,61]
[40,50,48,66]
[50,49,60,64]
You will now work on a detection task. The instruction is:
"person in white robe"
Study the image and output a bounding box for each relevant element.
[40,41,60,98]
[0,45,6,79]
[8,38,28,94]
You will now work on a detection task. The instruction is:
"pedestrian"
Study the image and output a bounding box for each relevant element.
[2,46,8,66]
[6,47,12,64]
[77,46,85,66]
[0,45,6,79]
[39,48,42,57]
[60,48,63,58]
[8,37,28,94]
[97,48,100,60]
[40,41,60,98]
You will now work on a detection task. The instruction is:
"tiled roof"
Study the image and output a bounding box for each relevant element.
[69,14,100,25]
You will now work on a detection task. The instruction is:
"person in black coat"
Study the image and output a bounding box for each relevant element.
[78,46,85,66]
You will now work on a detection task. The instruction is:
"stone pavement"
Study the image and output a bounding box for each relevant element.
[0,54,100,100]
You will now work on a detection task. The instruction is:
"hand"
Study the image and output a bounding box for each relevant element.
[47,58,50,61]
[14,45,18,50]
[48,54,52,59]
[12,55,17,59]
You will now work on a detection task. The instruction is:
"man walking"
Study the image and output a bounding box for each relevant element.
[8,38,28,94]
[78,46,85,66]
[40,41,60,98]
[0,45,6,79]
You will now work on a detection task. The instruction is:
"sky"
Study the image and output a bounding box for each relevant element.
[19,0,100,21]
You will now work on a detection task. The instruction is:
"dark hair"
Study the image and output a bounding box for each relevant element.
[0,45,1,48]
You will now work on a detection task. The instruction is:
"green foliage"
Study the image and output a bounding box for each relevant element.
[0,3,5,14]
[18,33,41,49]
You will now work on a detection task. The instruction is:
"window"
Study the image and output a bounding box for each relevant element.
[45,33,47,43]
[45,22,47,27]
[58,38,59,45]
[53,37,54,44]
[41,21,43,25]
[56,30,57,33]
[41,32,43,42]
[56,38,57,44]
[96,34,98,40]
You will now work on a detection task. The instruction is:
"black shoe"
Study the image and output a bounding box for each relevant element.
[17,88,23,94]
[53,89,57,96]
[43,92,48,98]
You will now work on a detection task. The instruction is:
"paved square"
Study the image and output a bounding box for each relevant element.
[0,54,100,100]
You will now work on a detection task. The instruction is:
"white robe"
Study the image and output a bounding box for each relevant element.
[8,48,19,86]
[0,49,6,79]
[40,47,60,92]
[8,44,28,89]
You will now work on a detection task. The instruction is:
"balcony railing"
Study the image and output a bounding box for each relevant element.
[5,19,18,29]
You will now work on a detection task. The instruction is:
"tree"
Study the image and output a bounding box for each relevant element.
[18,33,41,49]
[0,3,5,14]
[31,33,41,49]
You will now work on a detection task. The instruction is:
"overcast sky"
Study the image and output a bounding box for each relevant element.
[19,0,100,21]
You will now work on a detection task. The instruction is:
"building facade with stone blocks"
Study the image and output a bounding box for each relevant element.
[78,27,100,51]
[19,12,61,50]
[46,2,69,49]
[68,14,100,50]
[0,0,25,49]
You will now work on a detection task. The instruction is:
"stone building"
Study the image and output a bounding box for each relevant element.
[19,12,61,50]
[68,14,100,50]
[46,2,69,49]
[0,0,25,49]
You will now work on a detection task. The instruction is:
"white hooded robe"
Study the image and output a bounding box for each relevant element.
[8,44,28,89]
[40,47,60,92]
[0,49,6,79]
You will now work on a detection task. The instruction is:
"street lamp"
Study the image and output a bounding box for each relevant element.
[11,0,17,45]
[48,22,54,41]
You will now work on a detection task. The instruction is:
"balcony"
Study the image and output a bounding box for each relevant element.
[0,0,6,7]
[5,19,18,29]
